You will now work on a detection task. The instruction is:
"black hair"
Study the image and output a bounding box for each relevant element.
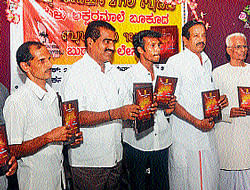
[84,20,116,48]
[132,30,162,58]
[182,20,206,40]
[16,41,44,72]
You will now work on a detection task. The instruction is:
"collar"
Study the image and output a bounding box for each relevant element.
[135,61,158,76]
[25,78,57,103]
[184,48,209,65]
[84,52,113,73]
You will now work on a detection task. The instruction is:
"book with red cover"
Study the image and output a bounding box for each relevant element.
[0,125,10,176]
[154,76,177,109]
[150,25,179,64]
[61,100,80,143]
[238,86,250,115]
[133,83,154,134]
[202,89,222,122]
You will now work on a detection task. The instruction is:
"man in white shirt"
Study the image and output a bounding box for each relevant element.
[122,30,176,190]
[213,33,249,190]
[3,41,82,190]
[61,21,140,190]
[165,20,228,190]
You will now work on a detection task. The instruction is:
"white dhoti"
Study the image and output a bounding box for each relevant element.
[169,143,220,190]
[219,169,250,190]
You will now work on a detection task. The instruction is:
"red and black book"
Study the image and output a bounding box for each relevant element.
[0,125,10,176]
[202,89,222,122]
[61,100,80,143]
[133,83,154,134]
[154,76,177,109]
[238,86,250,115]
[150,25,179,64]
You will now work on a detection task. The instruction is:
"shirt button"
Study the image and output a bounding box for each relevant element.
[155,133,157,136]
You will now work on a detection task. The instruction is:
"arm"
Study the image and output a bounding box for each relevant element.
[79,104,140,126]
[63,71,140,127]
[9,126,73,159]
[174,103,215,132]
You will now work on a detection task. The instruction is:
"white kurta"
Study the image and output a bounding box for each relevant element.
[213,63,250,190]
[165,48,219,190]
[122,62,172,151]
[61,53,123,167]
[3,78,63,190]
[212,63,250,170]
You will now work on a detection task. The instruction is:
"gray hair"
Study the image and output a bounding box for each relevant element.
[226,33,247,47]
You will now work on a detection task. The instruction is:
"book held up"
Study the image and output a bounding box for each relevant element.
[154,76,177,109]
[133,83,154,134]
[202,89,222,122]
[238,86,250,115]
[61,100,80,144]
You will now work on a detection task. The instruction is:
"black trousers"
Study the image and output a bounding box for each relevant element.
[70,162,122,190]
[123,143,169,190]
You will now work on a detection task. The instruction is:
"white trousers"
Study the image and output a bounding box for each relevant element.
[169,143,220,190]
[219,169,250,190]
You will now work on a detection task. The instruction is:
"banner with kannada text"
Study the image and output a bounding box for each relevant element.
[10,0,183,92]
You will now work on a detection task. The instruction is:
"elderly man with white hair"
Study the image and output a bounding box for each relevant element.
[212,33,249,190]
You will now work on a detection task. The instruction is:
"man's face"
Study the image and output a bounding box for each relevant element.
[89,27,116,64]
[183,24,206,55]
[26,45,52,82]
[227,36,248,62]
[140,37,161,64]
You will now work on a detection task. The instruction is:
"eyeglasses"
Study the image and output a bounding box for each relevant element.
[229,45,249,50]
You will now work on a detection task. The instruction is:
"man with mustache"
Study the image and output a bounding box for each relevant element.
[122,30,176,190]
[3,41,83,190]
[212,33,249,190]
[164,20,228,189]
[61,21,140,190]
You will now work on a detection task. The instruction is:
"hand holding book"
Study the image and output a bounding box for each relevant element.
[5,156,17,176]
[230,107,247,118]
[119,104,140,121]
[69,131,83,147]
[194,117,215,132]
[218,95,228,109]
[164,95,177,115]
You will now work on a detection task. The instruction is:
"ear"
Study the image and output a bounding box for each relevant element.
[20,62,30,73]
[226,47,231,56]
[183,36,188,47]
[137,46,144,54]
[87,37,94,48]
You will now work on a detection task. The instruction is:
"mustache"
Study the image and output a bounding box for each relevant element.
[196,42,205,46]
[105,49,115,53]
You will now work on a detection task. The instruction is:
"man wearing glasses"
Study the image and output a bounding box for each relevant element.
[213,33,249,189]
